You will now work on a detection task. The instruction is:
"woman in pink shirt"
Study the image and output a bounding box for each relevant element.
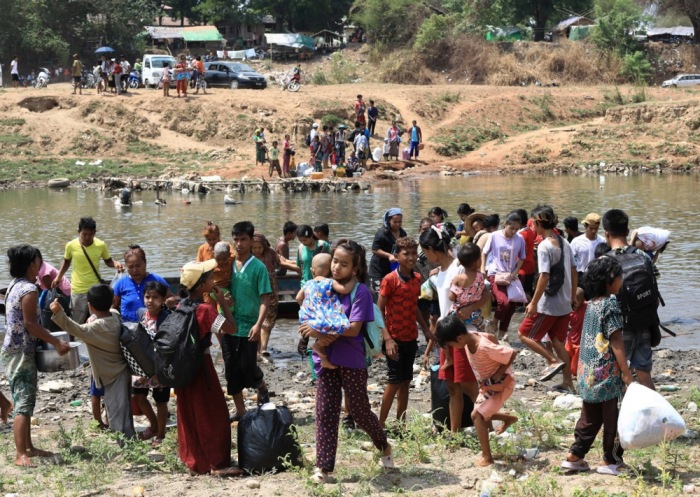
[36,251,71,295]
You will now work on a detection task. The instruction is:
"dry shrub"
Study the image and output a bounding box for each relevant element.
[375,48,433,85]
[443,36,626,86]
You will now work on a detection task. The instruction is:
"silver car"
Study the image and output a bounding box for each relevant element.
[661,74,700,88]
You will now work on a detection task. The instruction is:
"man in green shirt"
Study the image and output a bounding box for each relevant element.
[223,221,271,420]
[71,53,83,95]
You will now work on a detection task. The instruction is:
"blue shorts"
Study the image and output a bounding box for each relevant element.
[90,376,105,397]
[623,325,654,373]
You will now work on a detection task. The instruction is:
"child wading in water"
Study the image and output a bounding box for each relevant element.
[296,253,354,369]
[449,243,487,333]
[561,257,633,476]
[436,315,518,467]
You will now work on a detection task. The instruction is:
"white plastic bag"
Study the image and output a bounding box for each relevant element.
[618,382,686,450]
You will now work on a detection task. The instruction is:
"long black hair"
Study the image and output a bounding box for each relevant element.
[419,223,456,254]
[584,257,622,299]
[331,239,368,284]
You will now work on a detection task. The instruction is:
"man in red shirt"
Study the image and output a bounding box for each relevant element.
[353,94,366,125]
[377,237,431,428]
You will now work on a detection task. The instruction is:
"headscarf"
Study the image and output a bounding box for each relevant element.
[383,208,403,228]
[252,231,278,272]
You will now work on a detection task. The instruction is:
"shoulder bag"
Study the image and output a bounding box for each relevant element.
[80,243,107,284]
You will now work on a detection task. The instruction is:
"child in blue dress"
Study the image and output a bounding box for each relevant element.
[296,253,354,369]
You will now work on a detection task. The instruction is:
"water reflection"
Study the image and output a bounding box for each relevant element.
[0,174,697,349]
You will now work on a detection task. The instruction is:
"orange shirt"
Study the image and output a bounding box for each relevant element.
[379,270,421,341]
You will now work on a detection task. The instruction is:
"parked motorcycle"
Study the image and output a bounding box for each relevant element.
[126,69,141,89]
[33,68,51,88]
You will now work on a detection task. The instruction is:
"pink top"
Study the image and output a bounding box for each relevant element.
[465,333,514,383]
[450,271,485,314]
[37,261,71,295]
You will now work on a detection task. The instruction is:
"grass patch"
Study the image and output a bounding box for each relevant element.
[0,118,26,126]
[531,92,556,122]
[434,125,503,156]
[311,71,329,86]
[320,113,346,127]
[435,91,461,104]
[0,134,33,145]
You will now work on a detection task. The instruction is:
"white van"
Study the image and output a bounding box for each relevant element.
[141,54,177,87]
[661,74,700,88]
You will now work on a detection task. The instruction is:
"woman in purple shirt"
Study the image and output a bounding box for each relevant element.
[300,239,393,483]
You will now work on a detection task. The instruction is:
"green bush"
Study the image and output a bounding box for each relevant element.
[591,0,645,56]
[321,114,346,127]
[329,52,358,84]
[414,14,452,52]
[311,71,329,85]
[622,51,652,85]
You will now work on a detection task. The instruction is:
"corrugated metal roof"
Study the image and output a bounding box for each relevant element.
[554,16,595,32]
[647,26,694,37]
[144,25,223,42]
[264,33,315,49]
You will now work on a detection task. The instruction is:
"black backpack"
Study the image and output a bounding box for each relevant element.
[305,133,311,146]
[153,299,203,388]
[607,247,660,323]
[544,235,566,296]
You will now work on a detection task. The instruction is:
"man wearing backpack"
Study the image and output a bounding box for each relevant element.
[519,205,577,394]
[603,209,660,391]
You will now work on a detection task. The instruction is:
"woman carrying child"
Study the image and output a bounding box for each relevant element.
[300,240,393,483]
[196,222,235,306]
[449,243,487,332]
[561,257,633,476]
[420,225,485,433]
[176,260,241,476]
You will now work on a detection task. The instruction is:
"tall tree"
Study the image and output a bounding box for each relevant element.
[509,0,594,41]
[657,0,700,43]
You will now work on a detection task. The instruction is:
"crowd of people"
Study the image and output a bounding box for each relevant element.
[251,95,425,179]
[0,204,668,480]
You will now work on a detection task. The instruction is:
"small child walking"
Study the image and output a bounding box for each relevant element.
[161,63,171,97]
[51,284,135,442]
[133,281,171,443]
[436,315,518,467]
[269,140,282,178]
[561,257,634,476]
[449,243,487,333]
[377,237,431,428]
[296,253,354,369]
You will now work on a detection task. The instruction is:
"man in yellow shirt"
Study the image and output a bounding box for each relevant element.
[53,217,123,323]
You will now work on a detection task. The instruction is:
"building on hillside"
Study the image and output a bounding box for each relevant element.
[143,25,225,56]
[553,16,595,41]
[215,16,276,49]
[485,27,523,42]
[647,27,695,44]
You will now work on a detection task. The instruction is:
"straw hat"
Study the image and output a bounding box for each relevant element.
[180,259,216,290]
[464,212,487,227]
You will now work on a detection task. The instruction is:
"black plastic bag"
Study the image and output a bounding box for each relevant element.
[237,405,303,473]
[39,288,71,332]
[120,321,156,378]
[430,365,474,430]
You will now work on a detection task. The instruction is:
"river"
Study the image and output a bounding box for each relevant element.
[1,174,698,352]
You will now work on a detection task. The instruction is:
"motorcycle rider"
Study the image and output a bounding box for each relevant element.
[282,65,301,90]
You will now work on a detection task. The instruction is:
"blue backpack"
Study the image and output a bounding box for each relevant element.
[349,283,383,357]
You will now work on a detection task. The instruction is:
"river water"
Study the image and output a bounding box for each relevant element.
[1,174,698,352]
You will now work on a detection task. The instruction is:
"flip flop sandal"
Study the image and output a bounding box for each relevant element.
[596,464,621,476]
[310,468,328,484]
[550,384,575,394]
[539,362,565,382]
[138,427,156,441]
[560,459,590,472]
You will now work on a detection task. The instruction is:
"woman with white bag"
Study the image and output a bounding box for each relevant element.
[561,257,634,476]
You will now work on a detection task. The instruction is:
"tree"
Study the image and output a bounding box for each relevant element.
[591,0,644,55]
[656,0,700,44]
[507,0,594,41]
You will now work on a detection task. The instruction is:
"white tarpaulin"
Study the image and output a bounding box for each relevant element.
[217,49,256,60]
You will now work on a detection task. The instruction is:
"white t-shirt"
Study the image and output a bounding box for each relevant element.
[435,258,464,320]
[570,234,605,272]
[537,236,574,317]
[11,60,18,75]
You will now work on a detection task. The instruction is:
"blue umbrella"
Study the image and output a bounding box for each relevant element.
[95,46,116,54]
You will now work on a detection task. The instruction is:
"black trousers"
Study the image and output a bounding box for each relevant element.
[570,397,624,465]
